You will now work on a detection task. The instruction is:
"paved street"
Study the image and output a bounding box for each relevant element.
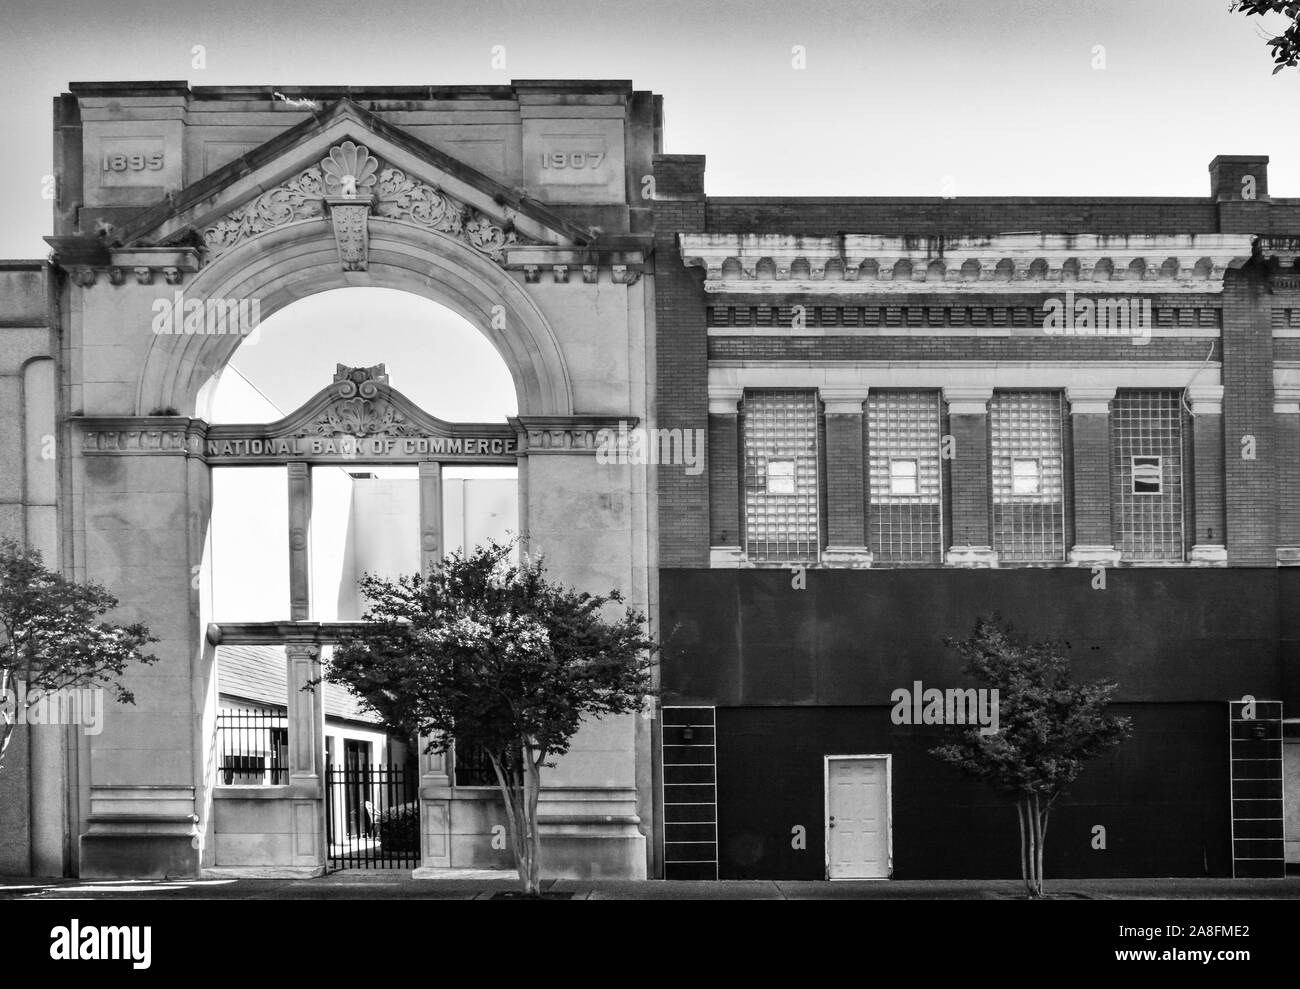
[4,873,1300,900]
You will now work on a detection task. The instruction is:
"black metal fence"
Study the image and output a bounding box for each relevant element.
[453,741,498,787]
[216,709,289,786]
[326,765,420,868]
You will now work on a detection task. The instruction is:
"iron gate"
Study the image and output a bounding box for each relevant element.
[326,764,420,869]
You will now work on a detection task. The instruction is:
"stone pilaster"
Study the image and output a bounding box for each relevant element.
[418,461,443,574]
[285,642,325,872]
[416,733,452,871]
[286,462,312,620]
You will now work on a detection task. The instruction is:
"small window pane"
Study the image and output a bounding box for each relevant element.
[1011,457,1040,495]
[889,458,918,495]
[1132,455,1162,494]
[766,459,796,494]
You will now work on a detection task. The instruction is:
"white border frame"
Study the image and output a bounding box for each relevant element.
[823,754,893,881]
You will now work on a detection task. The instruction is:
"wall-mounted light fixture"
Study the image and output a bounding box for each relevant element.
[682,726,695,742]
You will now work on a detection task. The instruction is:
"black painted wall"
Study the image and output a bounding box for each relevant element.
[660,568,1286,706]
[660,566,1293,879]
[716,704,1230,879]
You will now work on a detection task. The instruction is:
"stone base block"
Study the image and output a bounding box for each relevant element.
[538,832,647,879]
[709,545,746,568]
[79,832,200,879]
[1189,544,1228,566]
[821,545,873,568]
[1068,544,1122,566]
[202,865,325,879]
[945,545,998,568]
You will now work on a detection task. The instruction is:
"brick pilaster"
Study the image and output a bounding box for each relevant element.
[943,386,996,566]
[1066,387,1120,566]
[1276,387,1300,564]
[1221,265,1277,565]
[652,154,708,568]
[821,388,870,566]
[1188,385,1227,564]
[708,393,741,557]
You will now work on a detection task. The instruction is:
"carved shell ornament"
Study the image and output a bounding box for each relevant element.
[311,397,417,437]
[299,365,418,437]
[321,141,378,199]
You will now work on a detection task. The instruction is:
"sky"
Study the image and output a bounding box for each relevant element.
[2,0,1298,417]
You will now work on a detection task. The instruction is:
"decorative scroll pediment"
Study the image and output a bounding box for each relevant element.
[203,167,326,257]
[198,363,519,464]
[202,141,531,266]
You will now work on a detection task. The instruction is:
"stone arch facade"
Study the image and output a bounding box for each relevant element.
[139,218,574,421]
[6,82,661,882]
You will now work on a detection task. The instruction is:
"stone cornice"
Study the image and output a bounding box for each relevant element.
[510,415,640,454]
[679,233,1297,294]
[74,365,527,464]
[503,246,645,284]
[76,416,204,455]
[46,242,204,287]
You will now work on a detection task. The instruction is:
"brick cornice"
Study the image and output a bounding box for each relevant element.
[679,233,1296,295]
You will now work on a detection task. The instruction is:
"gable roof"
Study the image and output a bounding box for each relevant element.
[217,643,383,725]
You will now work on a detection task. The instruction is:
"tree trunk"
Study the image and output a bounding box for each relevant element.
[0,668,13,774]
[1026,792,1045,898]
[1035,799,1050,899]
[489,752,531,894]
[523,752,543,896]
[1016,797,1031,895]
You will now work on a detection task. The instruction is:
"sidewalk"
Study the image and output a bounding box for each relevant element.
[4,873,1300,900]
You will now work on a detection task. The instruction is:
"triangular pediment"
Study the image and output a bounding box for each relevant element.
[115,97,592,261]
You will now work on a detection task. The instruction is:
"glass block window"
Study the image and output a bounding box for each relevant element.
[1112,391,1184,561]
[990,392,1066,562]
[742,390,821,561]
[867,391,943,563]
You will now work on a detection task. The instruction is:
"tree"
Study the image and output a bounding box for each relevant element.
[0,539,159,773]
[326,538,656,896]
[929,615,1130,898]
[1230,1,1300,73]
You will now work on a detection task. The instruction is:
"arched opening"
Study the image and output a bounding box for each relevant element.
[204,287,522,869]
[207,286,518,622]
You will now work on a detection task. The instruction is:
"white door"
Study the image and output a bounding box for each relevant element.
[825,756,891,879]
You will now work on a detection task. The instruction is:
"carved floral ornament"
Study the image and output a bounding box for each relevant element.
[307,363,419,437]
[201,141,527,264]
[678,233,1300,294]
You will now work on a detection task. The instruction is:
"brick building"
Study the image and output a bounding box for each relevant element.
[652,153,1300,881]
